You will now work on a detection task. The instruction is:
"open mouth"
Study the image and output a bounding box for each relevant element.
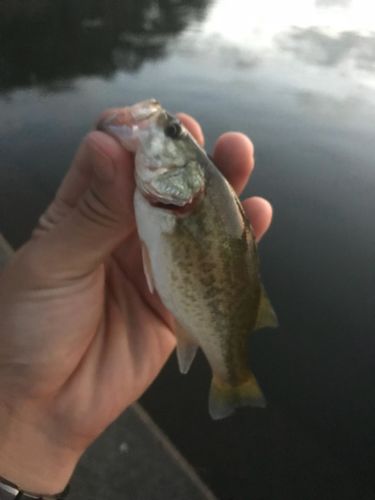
[146,189,204,216]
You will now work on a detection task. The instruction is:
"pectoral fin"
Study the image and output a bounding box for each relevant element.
[255,285,278,330]
[174,321,199,374]
[141,243,154,294]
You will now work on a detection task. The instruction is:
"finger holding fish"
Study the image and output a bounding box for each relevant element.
[178,117,272,242]
[176,113,205,147]
[97,108,254,196]
[37,99,271,293]
[212,131,254,195]
[242,197,273,243]
[94,106,271,240]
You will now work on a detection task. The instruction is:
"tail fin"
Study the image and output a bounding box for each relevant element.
[209,376,266,420]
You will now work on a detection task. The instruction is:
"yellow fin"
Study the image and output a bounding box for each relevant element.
[255,285,278,331]
[209,376,266,420]
[174,321,199,374]
[141,242,154,294]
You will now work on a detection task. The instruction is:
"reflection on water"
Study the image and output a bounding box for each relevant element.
[1,0,374,94]
[0,0,210,90]
[279,27,375,70]
[1,1,375,499]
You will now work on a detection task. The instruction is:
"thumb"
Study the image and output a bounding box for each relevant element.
[23,132,136,283]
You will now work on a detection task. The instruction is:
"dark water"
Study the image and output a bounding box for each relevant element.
[1,1,375,498]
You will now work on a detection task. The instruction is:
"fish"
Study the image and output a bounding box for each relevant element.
[98,99,278,419]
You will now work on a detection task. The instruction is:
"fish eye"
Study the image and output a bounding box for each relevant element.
[164,120,182,139]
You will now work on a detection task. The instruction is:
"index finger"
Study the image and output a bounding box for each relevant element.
[57,110,205,210]
[176,113,205,147]
[179,114,254,195]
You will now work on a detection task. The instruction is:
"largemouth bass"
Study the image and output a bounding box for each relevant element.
[98,99,278,419]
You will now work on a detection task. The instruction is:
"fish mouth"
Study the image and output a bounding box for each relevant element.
[98,99,161,127]
[129,98,161,123]
[96,99,161,151]
[143,189,204,216]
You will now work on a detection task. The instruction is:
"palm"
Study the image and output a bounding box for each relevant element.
[93,231,176,416]
[44,230,176,442]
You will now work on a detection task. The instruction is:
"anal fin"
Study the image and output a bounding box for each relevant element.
[255,285,278,330]
[174,320,199,374]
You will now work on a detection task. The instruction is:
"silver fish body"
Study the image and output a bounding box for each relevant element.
[99,99,277,419]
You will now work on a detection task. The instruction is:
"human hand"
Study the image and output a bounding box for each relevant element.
[0,111,272,495]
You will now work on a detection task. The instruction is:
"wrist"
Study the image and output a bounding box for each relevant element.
[0,402,80,495]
